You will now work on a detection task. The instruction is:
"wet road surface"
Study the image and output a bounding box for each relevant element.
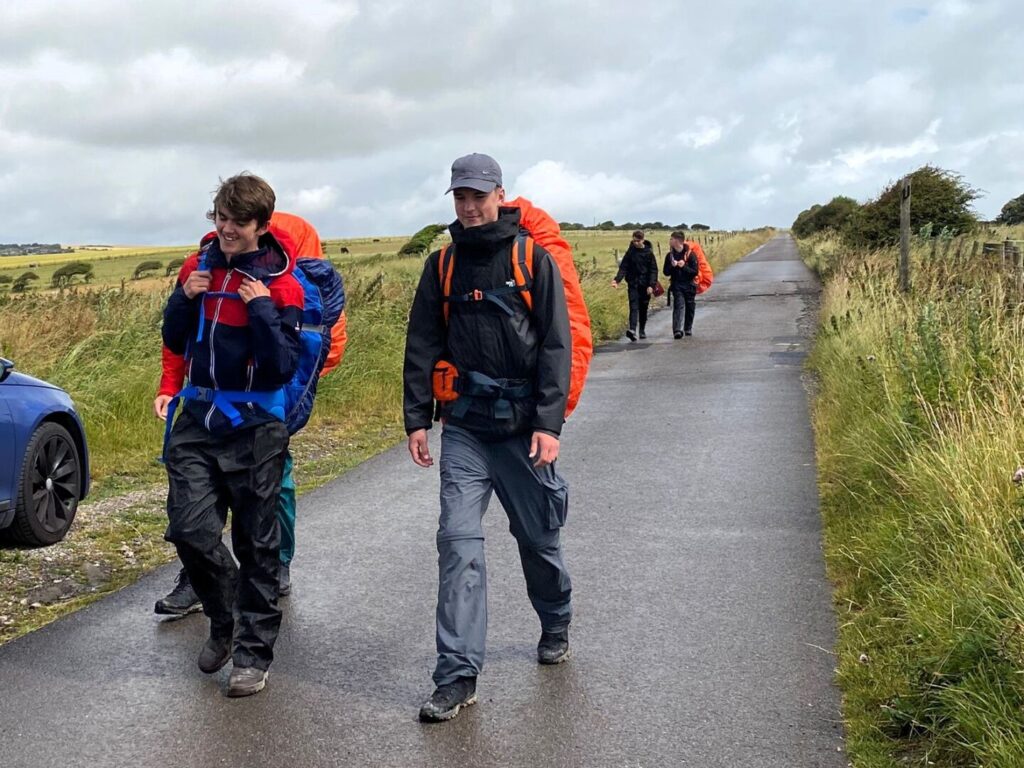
[0,234,845,767]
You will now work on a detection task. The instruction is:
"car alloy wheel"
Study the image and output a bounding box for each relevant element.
[12,422,82,546]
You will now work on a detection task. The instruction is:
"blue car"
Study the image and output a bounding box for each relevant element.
[0,358,90,546]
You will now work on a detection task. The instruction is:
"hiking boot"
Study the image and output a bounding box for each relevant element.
[537,629,571,665]
[197,635,232,674]
[226,666,268,698]
[684,330,693,336]
[673,332,683,340]
[279,564,291,597]
[418,677,478,722]
[625,329,637,342]
[639,330,647,339]
[154,568,202,617]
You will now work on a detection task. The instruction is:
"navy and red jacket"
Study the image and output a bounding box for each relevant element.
[161,233,303,432]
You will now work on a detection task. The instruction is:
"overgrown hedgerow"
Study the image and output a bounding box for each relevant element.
[804,224,1024,767]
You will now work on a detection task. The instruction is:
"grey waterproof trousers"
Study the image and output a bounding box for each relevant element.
[434,425,573,686]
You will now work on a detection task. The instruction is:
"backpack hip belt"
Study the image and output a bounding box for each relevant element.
[434,367,534,421]
[160,385,286,462]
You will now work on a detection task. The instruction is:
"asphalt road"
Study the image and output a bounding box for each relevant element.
[0,234,846,767]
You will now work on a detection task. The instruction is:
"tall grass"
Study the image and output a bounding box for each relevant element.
[804,225,1024,766]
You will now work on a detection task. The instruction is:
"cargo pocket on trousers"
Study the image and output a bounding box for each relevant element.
[543,475,569,530]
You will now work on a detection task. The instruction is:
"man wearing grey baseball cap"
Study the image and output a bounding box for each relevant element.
[404,153,575,722]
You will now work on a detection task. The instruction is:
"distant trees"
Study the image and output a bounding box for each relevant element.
[690,223,711,231]
[133,260,162,280]
[996,193,1024,225]
[165,258,185,277]
[51,262,94,288]
[791,196,860,239]
[792,165,979,248]
[398,223,448,257]
[562,221,695,232]
[13,271,39,292]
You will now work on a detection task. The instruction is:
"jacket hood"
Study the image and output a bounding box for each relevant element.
[449,208,522,249]
[201,232,293,280]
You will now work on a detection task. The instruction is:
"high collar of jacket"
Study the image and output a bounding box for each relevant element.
[449,208,522,255]
[202,232,292,279]
[631,240,653,253]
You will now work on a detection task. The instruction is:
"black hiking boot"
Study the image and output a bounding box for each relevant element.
[197,635,232,674]
[419,677,478,722]
[154,567,202,617]
[639,330,647,339]
[674,332,683,340]
[625,329,637,342]
[279,564,291,597]
[226,666,269,698]
[537,629,571,665]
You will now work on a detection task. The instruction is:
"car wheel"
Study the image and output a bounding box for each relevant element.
[11,422,82,546]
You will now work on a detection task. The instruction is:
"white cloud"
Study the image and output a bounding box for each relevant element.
[0,0,1021,239]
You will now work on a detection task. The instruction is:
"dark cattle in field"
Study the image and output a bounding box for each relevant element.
[340,246,350,254]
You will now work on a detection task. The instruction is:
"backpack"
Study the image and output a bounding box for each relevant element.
[685,240,714,294]
[436,197,593,418]
[168,239,345,448]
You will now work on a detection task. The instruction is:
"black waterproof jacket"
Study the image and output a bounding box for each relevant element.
[663,246,700,292]
[615,240,658,288]
[403,208,571,440]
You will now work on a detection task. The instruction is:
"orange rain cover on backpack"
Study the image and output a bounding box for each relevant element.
[504,197,593,418]
[685,240,714,295]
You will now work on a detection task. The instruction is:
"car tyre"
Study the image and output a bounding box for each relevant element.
[11,421,82,546]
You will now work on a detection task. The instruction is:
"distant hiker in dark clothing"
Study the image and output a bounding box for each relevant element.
[161,173,302,698]
[664,231,699,338]
[611,230,658,340]
[404,153,575,723]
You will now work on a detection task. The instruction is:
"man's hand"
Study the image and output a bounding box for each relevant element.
[408,428,433,467]
[529,432,560,468]
[238,278,270,304]
[646,286,654,296]
[611,280,619,289]
[182,270,211,299]
[153,394,172,421]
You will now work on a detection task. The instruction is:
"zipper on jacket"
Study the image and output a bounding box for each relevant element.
[204,269,234,430]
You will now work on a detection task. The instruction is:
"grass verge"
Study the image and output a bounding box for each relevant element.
[803,225,1024,766]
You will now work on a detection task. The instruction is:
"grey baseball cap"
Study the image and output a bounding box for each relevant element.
[445,153,503,193]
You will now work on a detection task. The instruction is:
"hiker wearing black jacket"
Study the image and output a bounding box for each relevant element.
[612,230,658,340]
[404,153,574,723]
[664,231,700,338]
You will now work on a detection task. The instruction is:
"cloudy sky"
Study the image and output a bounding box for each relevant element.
[1,0,1021,244]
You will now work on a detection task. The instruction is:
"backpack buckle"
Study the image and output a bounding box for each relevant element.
[471,289,484,302]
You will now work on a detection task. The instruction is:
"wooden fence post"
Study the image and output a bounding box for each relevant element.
[899,176,911,293]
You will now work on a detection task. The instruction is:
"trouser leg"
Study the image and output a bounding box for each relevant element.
[683,291,696,332]
[638,292,651,333]
[165,415,236,639]
[434,426,493,686]
[672,289,685,333]
[627,285,639,332]
[277,451,296,565]
[222,422,288,671]
[490,435,572,633]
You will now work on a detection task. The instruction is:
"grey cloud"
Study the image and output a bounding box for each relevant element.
[0,0,1022,242]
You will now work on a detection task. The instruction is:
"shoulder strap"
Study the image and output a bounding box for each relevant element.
[439,244,455,324]
[511,233,535,313]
